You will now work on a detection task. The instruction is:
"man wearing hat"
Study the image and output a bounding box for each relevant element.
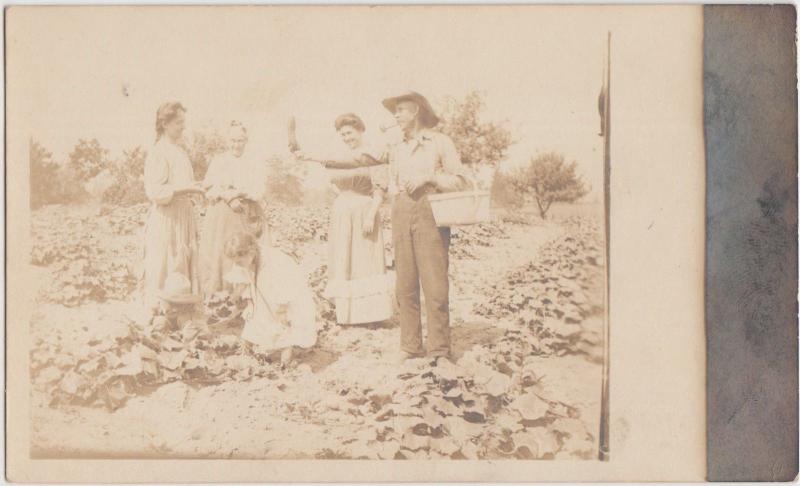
[382,91,468,362]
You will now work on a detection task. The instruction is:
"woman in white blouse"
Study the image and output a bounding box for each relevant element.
[142,102,203,313]
[198,121,268,297]
[201,121,318,366]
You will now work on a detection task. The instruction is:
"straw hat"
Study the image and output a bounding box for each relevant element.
[381,91,440,128]
[158,272,202,305]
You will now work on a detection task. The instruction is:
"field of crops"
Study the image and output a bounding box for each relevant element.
[29,200,606,460]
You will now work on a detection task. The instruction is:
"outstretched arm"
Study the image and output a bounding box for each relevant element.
[322,153,385,169]
[296,143,388,169]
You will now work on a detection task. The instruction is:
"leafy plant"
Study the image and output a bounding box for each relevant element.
[450,222,510,260]
[30,198,604,459]
[31,204,147,305]
[473,216,604,361]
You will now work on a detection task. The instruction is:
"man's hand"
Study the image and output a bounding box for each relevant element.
[403,174,434,194]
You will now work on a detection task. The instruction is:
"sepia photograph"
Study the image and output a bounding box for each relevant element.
[7,5,709,481]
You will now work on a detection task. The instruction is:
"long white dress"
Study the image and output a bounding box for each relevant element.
[225,234,318,350]
[142,138,199,311]
[324,143,393,325]
[209,151,318,350]
[199,150,267,297]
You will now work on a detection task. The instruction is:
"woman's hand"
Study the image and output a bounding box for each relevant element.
[362,208,378,236]
[175,181,203,194]
[222,188,246,202]
[205,185,222,201]
[229,198,244,213]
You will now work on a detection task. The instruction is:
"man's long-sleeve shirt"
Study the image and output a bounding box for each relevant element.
[388,128,468,196]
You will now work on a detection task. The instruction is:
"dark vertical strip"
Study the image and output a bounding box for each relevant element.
[704,5,798,481]
[598,30,612,462]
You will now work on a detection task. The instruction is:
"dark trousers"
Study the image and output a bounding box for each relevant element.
[391,192,451,357]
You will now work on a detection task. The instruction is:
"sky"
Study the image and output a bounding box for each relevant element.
[13,6,632,199]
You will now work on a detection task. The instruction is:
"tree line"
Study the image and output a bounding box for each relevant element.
[30,92,589,219]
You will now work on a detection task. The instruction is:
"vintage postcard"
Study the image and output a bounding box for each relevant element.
[6,5,706,482]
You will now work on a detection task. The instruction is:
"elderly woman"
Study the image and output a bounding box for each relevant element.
[198,121,268,297]
[142,102,203,313]
[298,113,392,325]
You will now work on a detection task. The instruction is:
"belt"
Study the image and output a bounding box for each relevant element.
[397,184,437,200]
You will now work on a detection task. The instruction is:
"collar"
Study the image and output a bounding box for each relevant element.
[403,128,435,143]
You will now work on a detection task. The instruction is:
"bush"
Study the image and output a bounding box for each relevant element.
[265,157,304,206]
[68,139,109,183]
[185,130,227,181]
[490,169,525,209]
[30,140,60,209]
[30,139,88,209]
[102,147,147,206]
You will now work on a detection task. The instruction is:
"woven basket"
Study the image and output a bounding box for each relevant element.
[428,187,491,227]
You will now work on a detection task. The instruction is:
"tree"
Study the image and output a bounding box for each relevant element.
[185,130,227,181]
[437,91,515,179]
[68,139,109,182]
[30,139,59,209]
[103,146,148,206]
[490,168,525,209]
[265,156,304,206]
[31,138,90,208]
[509,152,590,219]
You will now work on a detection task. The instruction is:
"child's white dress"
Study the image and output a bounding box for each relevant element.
[225,235,318,350]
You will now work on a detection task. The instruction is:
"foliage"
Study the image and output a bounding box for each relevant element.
[437,91,515,170]
[44,256,138,307]
[68,138,110,182]
[450,222,510,260]
[306,343,594,460]
[474,216,604,362]
[30,139,90,208]
[32,204,147,305]
[31,310,270,411]
[507,152,590,219]
[307,264,336,329]
[30,202,330,308]
[30,140,60,209]
[490,169,526,209]
[265,157,305,206]
[185,130,227,181]
[102,147,148,206]
[30,198,605,459]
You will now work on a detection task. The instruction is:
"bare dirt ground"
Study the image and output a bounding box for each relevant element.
[29,202,605,460]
